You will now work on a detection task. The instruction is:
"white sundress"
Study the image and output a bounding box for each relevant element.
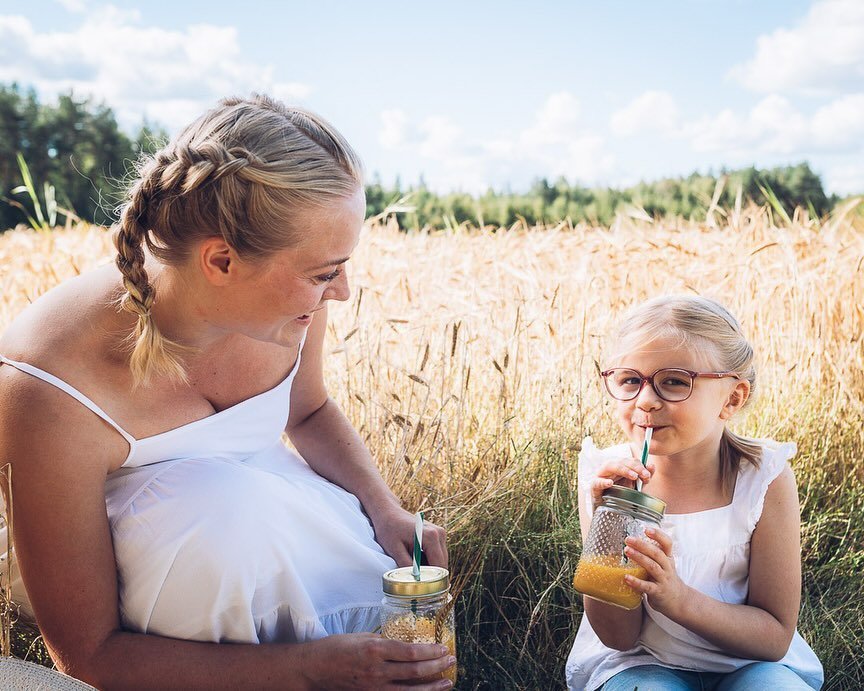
[565,437,824,691]
[0,341,396,644]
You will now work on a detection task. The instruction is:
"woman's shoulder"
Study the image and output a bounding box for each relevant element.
[1,263,123,368]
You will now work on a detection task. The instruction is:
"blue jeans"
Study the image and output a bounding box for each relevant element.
[602,663,812,691]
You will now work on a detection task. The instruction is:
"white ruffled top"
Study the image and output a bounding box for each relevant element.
[565,437,824,690]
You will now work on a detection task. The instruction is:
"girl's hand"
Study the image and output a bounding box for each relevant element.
[623,527,689,620]
[301,633,456,690]
[590,456,654,508]
[370,505,449,568]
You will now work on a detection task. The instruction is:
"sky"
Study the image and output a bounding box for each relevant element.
[2,0,863,195]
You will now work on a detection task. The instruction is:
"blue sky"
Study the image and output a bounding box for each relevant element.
[3,0,863,195]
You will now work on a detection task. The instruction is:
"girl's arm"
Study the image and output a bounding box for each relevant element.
[577,456,649,650]
[0,366,453,690]
[285,306,447,567]
[624,466,802,661]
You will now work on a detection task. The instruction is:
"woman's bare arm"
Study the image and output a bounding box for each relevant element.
[0,366,453,690]
[285,307,448,567]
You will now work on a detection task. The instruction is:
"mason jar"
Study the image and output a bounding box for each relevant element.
[573,485,667,609]
[380,565,457,684]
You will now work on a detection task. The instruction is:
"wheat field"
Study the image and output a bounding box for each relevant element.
[1,204,862,689]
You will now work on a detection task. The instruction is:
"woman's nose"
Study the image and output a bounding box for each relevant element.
[326,268,351,302]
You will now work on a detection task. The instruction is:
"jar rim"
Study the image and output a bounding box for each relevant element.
[601,485,666,516]
[382,566,450,596]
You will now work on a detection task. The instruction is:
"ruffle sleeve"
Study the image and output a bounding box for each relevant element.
[744,439,797,533]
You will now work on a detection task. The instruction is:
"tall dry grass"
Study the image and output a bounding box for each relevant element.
[0,203,862,689]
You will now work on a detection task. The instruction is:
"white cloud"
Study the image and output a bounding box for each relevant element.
[810,93,864,147]
[680,93,863,156]
[729,0,864,95]
[610,90,679,136]
[417,116,463,160]
[55,0,88,12]
[372,92,615,192]
[378,108,409,149]
[0,7,311,133]
[824,162,864,196]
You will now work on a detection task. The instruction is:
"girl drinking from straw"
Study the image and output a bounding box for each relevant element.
[566,295,823,690]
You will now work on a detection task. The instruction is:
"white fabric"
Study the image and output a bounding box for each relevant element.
[565,437,824,691]
[0,657,96,690]
[0,339,396,643]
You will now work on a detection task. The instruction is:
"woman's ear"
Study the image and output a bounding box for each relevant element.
[198,237,238,286]
[720,379,751,419]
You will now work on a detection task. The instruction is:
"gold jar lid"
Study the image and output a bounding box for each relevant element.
[383,566,450,596]
[602,485,667,516]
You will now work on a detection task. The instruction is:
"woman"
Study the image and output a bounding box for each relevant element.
[0,95,454,689]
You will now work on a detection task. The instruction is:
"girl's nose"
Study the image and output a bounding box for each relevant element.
[634,381,663,410]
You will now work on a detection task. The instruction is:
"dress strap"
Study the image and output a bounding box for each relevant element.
[0,355,136,444]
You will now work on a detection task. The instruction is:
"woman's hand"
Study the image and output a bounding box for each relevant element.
[589,456,654,508]
[300,633,456,690]
[623,527,690,620]
[369,505,448,568]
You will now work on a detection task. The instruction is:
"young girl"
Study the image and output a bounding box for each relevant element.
[566,296,823,690]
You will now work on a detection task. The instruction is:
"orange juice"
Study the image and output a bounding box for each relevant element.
[572,554,646,609]
[381,613,457,683]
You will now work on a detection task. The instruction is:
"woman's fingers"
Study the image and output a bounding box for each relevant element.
[385,656,457,682]
[379,639,450,662]
[421,522,448,568]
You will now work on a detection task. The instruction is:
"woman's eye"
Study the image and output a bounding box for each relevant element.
[316,268,342,283]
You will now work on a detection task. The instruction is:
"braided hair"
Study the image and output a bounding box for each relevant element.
[112,94,363,386]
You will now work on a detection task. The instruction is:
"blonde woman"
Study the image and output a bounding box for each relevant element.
[0,95,454,689]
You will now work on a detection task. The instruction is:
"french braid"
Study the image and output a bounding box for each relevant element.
[112,94,363,386]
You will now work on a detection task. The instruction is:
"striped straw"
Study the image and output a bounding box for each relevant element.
[636,427,653,492]
[412,511,423,581]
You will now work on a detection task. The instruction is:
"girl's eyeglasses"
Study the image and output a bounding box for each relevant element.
[600,367,740,403]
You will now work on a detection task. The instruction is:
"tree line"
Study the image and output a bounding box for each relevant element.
[0,83,842,232]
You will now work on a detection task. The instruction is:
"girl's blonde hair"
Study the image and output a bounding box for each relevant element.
[609,295,762,488]
[112,94,363,386]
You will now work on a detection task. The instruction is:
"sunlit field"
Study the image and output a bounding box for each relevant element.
[1,203,862,689]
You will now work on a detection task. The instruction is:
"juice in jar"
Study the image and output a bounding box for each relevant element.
[572,554,647,609]
[381,613,457,683]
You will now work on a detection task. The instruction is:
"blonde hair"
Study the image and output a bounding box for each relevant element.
[609,295,762,488]
[112,94,363,386]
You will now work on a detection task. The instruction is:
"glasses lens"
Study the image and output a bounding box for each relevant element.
[653,369,693,401]
[605,368,642,400]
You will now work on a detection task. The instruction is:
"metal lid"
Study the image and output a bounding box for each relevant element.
[602,485,667,516]
[382,566,450,596]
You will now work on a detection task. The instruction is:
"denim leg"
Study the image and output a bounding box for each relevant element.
[713,662,812,691]
[602,664,703,691]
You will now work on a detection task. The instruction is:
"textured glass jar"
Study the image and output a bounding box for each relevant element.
[380,566,456,684]
[573,485,667,609]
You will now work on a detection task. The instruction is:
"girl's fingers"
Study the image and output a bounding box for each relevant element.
[625,537,668,571]
[645,527,674,556]
[623,545,664,580]
[624,574,656,596]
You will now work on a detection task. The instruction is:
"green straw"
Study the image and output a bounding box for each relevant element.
[636,427,653,492]
[412,511,423,581]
